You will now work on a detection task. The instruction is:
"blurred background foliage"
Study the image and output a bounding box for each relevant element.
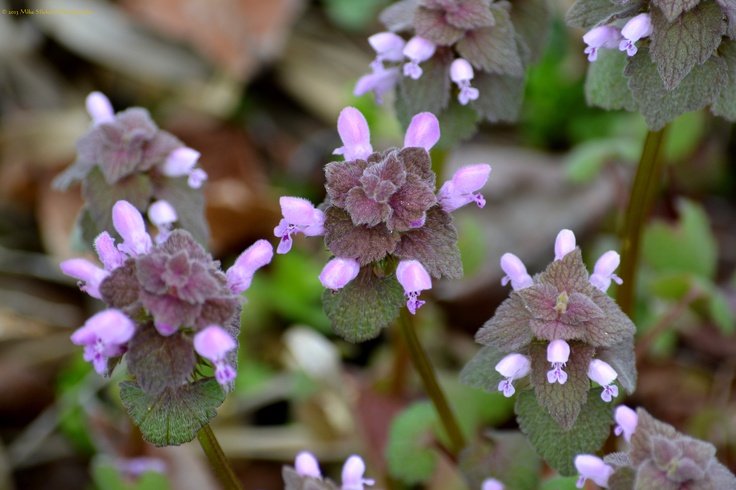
[1,0,735,488]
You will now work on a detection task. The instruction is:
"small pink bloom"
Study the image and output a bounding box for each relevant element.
[193,325,237,386]
[590,250,622,292]
[437,164,491,212]
[319,258,360,290]
[554,229,576,260]
[396,260,432,315]
[619,13,652,57]
[294,451,322,478]
[495,353,531,397]
[70,309,135,374]
[160,148,208,189]
[86,92,115,125]
[614,405,638,443]
[404,112,440,151]
[368,32,406,69]
[61,258,109,299]
[582,25,623,62]
[94,232,127,271]
[500,253,533,290]
[274,197,325,254]
[547,339,570,384]
[341,455,375,490]
[402,37,435,80]
[354,66,400,105]
[333,107,373,161]
[574,454,613,488]
[588,359,619,402]
[450,58,479,105]
[112,201,152,257]
[147,200,178,244]
[226,240,274,294]
[481,478,504,490]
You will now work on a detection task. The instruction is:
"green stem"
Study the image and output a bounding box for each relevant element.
[197,424,243,490]
[397,309,466,457]
[618,126,669,316]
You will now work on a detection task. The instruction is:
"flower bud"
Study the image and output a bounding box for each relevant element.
[227,240,274,294]
[294,451,322,478]
[574,454,613,488]
[450,58,479,105]
[614,405,638,442]
[368,32,406,64]
[500,253,533,290]
[554,229,576,260]
[396,260,432,315]
[86,91,115,125]
[194,326,237,386]
[590,250,622,292]
[94,232,127,271]
[404,112,440,151]
[112,200,152,257]
[341,455,375,490]
[402,37,436,79]
[319,258,361,290]
[333,107,373,161]
[60,258,109,299]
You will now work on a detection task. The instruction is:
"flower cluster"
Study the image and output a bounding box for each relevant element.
[475,229,636,428]
[583,13,653,62]
[283,451,374,490]
[575,406,736,489]
[275,107,490,318]
[62,200,272,391]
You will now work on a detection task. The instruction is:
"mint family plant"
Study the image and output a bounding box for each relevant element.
[52,0,736,485]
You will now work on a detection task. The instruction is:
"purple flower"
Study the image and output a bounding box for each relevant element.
[495,353,531,397]
[226,240,274,294]
[582,25,623,62]
[396,260,432,314]
[437,164,491,212]
[160,147,208,189]
[294,451,322,478]
[94,232,127,272]
[319,257,361,290]
[450,58,479,105]
[60,258,109,299]
[547,339,570,384]
[554,229,576,261]
[368,32,406,69]
[193,325,237,386]
[274,197,326,254]
[481,478,504,490]
[341,455,375,490]
[402,36,436,80]
[589,250,622,292]
[588,359,619,402]
[333,107,373,161]
[619,13,653,57]
[500,253,533,290]
[404,112,441,152]
[86,91,115,125]
[574,454,613,488]
[112,200,152,257]
[70,309,135,374]
[354,66,400,105]
[147,200,178,244]
[614,405,638,443]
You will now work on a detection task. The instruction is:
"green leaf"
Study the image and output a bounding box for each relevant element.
[471,72,526,123]
[152,176,209,247]
[564,137,640,183]
[510,0,552,63]
[475,293,534,353]
[81,167,153,241]
[712,39,736,120]
[649,2,726,91]
[584,49,637,112]
[456,2,524,76]
[386,402,439,484]
[708,288,735,334]
[125,323,196,395]
[396,48,452,124]
[321,265,404,343]
[716,0,736,37]
[539,476,581,490]
[662,110,707,161]
[515,388,614,476]
[459,345,508,394]
[652,0,700,22]
[434,99,482,147]
[565,0,643,28]
[119,379,225,447]
[459,431,541,490]
[625,49,727,130]
[641,199,717,278]
[529,341,595,430]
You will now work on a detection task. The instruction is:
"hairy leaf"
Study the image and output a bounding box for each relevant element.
[716,0,736,37]
[459,431,541,490]
[379,0,420,31]
[626,49,727,130]
[649,2,726,91]
[713,40,736,120]
[386,402,438,484]
[126,323,196,394]
[595,337,637,394]
[475,293,534,353]
[396,47,452,120]
[456,3,524,76]
[585,49,637,111]
[322,265,404,342]
[471,72,526,123]
[153,176,209,247]
[653,0,700,22]
[414,6,467,45]
[323,206,401,265]
[510,0,551,64]
[459,344,509,393]
[565,0,643,29]
[119,379,224,447]
[516,388,614,476]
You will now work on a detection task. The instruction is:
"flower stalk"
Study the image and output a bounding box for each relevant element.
[197,424,243,490]
[396,308,466,457]
[618,125,669,316]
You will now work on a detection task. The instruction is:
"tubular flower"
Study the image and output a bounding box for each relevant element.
[368,32,406,69]
[554,229,576,260]
[619,13,653,57]
[341,455,376,490]
[590,250,623,292]
[274,197,326,254]
[575,454,614,488]
[437,164,491,212]
[113,200,152,257]
[495,353,531,397]
[86,91,115,125]
[582,25,623,62]
[614,405,638,442]
[402,36,436,79]
[148,200,178,244]
[61,258,109,299]
[396,260,432,314]
[450,58,480,105]
[160,147,208,189]
[226,239,274,294]
[588,359,619,402]
[70,309,135,374]
[547,339,571,384]
[319,258,361,290]
[193,325,237,386]
[333,106,373,161]
[500,253,533,290]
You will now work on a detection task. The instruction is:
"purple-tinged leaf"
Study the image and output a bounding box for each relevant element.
[565,0,643,29]
[595,337,636,394]
[324,206,400,265]
[471,72,525,123]
[414,6,467,45]
[475,292,534,353]
[635,460,679,490]
[537,248,592,294]
[652,0,700,22]
[629,409,680,467]
[379,0,420,31]
[325,159,370,208]
[99,260,141,312]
